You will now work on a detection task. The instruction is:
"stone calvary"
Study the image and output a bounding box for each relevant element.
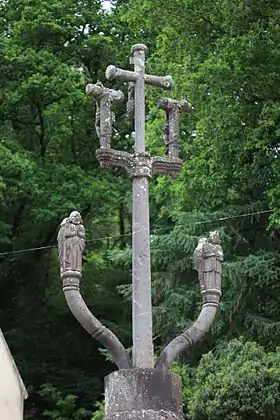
[57,44,223,420]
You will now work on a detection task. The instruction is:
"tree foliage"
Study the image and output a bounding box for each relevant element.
[188,339,280,420]
[119,0,280,352]
[0,0,280,418]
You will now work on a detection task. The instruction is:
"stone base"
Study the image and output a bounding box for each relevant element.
[104,369,183,420]
[106,410,182,420]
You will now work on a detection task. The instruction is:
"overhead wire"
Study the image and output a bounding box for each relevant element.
[0,209,273,257]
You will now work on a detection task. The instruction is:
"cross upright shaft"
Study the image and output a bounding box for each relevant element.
[130,44,152,368]
[104,44,174,368]
[133,44,147,153]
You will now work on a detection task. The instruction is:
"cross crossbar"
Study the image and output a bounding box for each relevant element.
[106,65,173,90]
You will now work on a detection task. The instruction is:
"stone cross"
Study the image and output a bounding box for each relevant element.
[87,44,191,369]
[58,43,223,420]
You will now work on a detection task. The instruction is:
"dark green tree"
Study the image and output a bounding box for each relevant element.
[188,339,280,420]
[0,0,134,417]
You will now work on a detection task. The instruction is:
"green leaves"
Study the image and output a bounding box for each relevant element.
[39,383,92,420]
[188,340,280,420]
[0,0,135,418]
[88,340,280,419]
[115,0,280,355]
[1,0,280,418]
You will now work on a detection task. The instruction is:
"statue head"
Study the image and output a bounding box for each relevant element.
[157,98,171,111]
[69,211,82,225]
[209,231,220,244]
[198,237,208,245]
[60,217,68,227]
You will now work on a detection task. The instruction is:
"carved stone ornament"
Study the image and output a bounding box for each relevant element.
[57,211,85,276]
[157,98,193,157]
[151,156,183,178]
[206,230,223,292]
[86,82,124,148]
[155,231,223,372]
[194,231,223,304]
[95,148,183,179]
[194,237,208,294]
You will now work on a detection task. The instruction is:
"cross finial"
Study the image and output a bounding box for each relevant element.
[131,43,148,55]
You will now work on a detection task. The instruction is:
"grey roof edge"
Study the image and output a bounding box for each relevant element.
[0,329,28,399]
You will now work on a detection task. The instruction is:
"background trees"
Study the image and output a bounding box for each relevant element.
[0,0,279,418]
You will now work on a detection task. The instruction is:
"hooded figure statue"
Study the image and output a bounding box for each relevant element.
[57,211,85,275]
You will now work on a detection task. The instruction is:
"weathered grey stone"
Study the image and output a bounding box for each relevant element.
[57,211,85,275]
[86,82,124,148]
[155,233,223,371]
[105,65,173,90]
[106,410,183,420]
[58,213,131,370]
[96,148,184,179]
[97,45,188,368]
[106,410,182,420]
[126,81,135,119]
[152,156,183,177]
[157,98,193,157]
[194,231,223,304]
[105,369,183,420]
[95,148,153,179]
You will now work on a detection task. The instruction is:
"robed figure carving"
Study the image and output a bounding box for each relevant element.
[194,231,223,303]
[194,237,208,294]
[57,211,85,275]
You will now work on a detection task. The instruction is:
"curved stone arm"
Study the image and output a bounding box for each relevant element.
[154,300,220,371]
[62,272,131,370]
[57,212,131,370]
[155,233,222,371]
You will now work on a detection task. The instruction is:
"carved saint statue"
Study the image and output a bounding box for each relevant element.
[194,231,223,296]
[57,211,86,275]
[94,81,116,142]
[157,97,192,156]
[157,98,172,155]
[194,237,208,294]
[207,231,223,291]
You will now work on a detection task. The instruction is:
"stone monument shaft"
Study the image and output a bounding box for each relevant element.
[131,45,153,368]
[104,43,175,368]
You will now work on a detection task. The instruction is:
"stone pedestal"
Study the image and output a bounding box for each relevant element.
[104,369,183,420]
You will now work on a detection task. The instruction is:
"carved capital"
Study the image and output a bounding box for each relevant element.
[129,153,152,178]
[96,148,153,179]
[61,271,81,290]
[152,156,183,177]
[96,148,133,170]
[61,270,82,280]
[96,149,182,178]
